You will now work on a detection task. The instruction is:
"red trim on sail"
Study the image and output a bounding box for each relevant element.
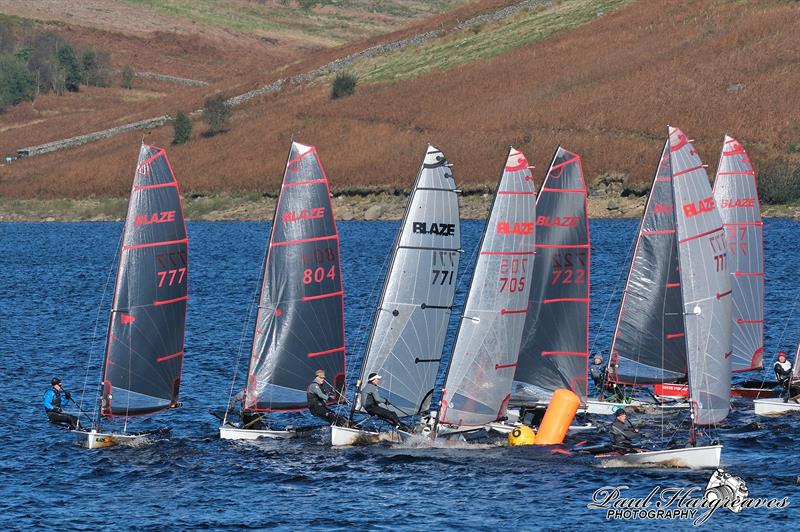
[154,295,188,306]
[302,290,343,302]
[716,171,755,176]
[283,178,327,188]
[716,290,733,299]
[678,227,723,244]
[725,222,763,227]
[124,238,188,251]
[156,351,184,363]
[541,351,587,357]
[480,251,535,256]
[135,149,166,180]
[536,243,589,249]
[271,234,338,247]
[497,191,535,195]
[541,188,585,193]
[286,145,317,168]
[134,182,177,191]
[736,319,763,324]
[735,272,764,277]
[666,283,680,288]
[543,298,589,304]
[655,177,672,182]
[307,346,345,358]
[549,156,580,171]
[501,308,527,315]
[495,363,517,370]
[672,165,703,178]
[641,230,675,235]
[666,333,685,340]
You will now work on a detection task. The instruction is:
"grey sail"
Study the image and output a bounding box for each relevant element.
[670,126,732,426]
[245,142,346,411]
[608,141,687,386]
[439,148,536,426]
[712,135,764,372]
[102,144,188,417]
[794,341,800,381]
[512,147,590,404]
[358,145,460,416]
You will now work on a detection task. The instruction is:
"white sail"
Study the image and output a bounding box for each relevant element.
[440,148,536,426]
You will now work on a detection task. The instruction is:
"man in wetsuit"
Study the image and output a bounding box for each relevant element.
[361,373,413,432]
[589,355,605,389]
[609,408,640,451]
[774,352,800,402]
[43,377,80,429]
[307,369,338,424]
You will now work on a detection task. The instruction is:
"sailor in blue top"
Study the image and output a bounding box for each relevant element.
[43,377,80,429]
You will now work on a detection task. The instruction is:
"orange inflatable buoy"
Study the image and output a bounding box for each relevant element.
[534,388,580,445]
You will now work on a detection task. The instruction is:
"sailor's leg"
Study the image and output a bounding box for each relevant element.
[47,410,79,429]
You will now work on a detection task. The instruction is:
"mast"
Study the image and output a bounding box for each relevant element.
[438,148,536,427]
[512,146,590,404]
[712,135,764,372]
[244,142,346,412]
[100,144,189,420]
[356,145,460,417]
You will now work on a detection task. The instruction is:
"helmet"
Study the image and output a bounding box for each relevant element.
[51,377,61,386]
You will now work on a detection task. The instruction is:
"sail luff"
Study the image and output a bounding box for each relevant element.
[712,135,764,372]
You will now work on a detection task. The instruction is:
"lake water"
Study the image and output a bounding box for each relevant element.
[1,220,798,529]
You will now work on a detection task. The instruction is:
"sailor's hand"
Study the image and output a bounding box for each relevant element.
[54,407,63,413]
[634,428,640,433]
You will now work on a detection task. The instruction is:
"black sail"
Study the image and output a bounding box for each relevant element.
[512,147,590,403]
[102,144,188,417]
[245,143,345,411]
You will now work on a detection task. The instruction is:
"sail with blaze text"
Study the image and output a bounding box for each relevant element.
[357,145,460,416]
[712,135,764,372]
[101,144,188,417]
[439,148,536,427]
[607,141,687,386]
[512,147,590,404]
[244,142,345,411]
[669,126,731,425]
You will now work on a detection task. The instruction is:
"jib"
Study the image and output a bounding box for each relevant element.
[720,198,754,209]
[497,222,533,235]
[536,215,578,227]
[135,211,175,226]
[283,207,325,223]
[683,197,715,218]
[413,222,455,236]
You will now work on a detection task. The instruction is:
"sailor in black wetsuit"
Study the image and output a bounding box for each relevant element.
[774,352,798,401]
[610,408,640,451]
[589,356,605,388]
[360,373,412,432]
[43,377,80,429]
[307,369,338,424]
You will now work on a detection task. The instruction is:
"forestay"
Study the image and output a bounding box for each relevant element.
[102,144,188,417]
[712,135,764,372]
[608,141,687,385]
[245,142,345,411]
[358,145,460,416]
[512,147,590,404]
[440,148,536,426]
[670,126,732,425]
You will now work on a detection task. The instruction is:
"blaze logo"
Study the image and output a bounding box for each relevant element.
[682,197,715,218]
[653,202,673,213]
[536,215,579,227]
[720,198,755,209]
[283,207,325,223]
[413,222,455,236]
[135,211,176,226]
[497,222,533,235]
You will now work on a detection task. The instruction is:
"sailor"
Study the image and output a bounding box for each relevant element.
[609,408,640,451]
[589,355,605,388]
[774,352,792,390]
[361,373,412,432]
[307,369,338,424]
[43,377,79,429]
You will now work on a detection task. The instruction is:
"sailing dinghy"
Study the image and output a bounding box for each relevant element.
[434,147,537,438]
[595,127,732,468]
[754,340,800,415]
[220,142,346,440]
[73,144,188,449]
[331,145,460,446]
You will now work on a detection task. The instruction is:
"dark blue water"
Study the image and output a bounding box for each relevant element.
[1,220,798,529]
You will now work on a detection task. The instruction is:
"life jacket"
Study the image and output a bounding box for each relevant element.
[775,360,792,381]
[48,386,62,410]
[306,382,325,408]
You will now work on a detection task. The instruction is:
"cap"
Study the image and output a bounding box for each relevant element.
[315,369,326,377]
[368,373,382,381]
[614,408,626,417]
[778,351,788,358]
[51,377,61,386]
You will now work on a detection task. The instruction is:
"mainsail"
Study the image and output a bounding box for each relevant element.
[102,144,188,417]
[439,148,536,426]
[669,126,732,425]
[358,145,460,416]
[244,142,345,411]
[608,141,687,386]
[512,147,590,403]
[712,135,764,372]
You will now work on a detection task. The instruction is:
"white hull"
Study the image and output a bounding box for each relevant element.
[488,421,595,435]
[598,444,722,469]
[584,398,687,415]
[330,425,400,446]
[73,429,148,449]
[753,398,800,416]
[219,425,315,441]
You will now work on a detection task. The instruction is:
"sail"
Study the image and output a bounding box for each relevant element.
[712,135,764,372]
[439,148,536,426]
[669,126,732,426]
[244,142,345,411]
[102,144,188,417]
[608,141,687,385]
[358,145,460,416]
[512,147,590,403]
[794,341,800,381]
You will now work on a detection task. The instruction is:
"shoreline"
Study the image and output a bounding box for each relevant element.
[0,192,797,222]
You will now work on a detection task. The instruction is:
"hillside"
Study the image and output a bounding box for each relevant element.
[1,0,799,209]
